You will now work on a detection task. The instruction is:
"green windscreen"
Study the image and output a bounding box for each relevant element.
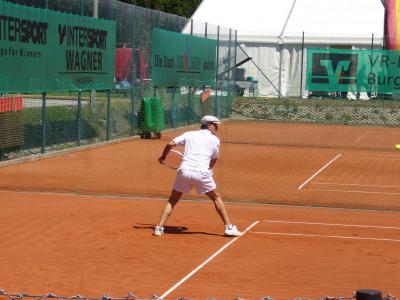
[307,48,400,94]
[0,1,116,93]
[151,28,217,87]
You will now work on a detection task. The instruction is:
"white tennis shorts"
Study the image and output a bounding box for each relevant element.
[173,169,216,194]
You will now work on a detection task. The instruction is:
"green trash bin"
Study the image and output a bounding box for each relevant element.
[139,96,165,139]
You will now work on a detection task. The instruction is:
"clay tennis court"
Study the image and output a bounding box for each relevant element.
[0,121,399,299]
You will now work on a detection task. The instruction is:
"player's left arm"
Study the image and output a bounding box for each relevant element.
[209,140,220,169]
[209,157,218,169]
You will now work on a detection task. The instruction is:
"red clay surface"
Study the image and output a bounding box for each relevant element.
[0,191,399,300]
[0,121,400,299]
[0,121,399,210]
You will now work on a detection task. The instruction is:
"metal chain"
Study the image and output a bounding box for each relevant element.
[1,290,398,300]
[0,290,160,300]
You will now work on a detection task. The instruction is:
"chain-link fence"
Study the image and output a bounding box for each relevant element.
[0,0,236,161]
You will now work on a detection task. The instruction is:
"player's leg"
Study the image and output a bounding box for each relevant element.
[154,189,183,236]
[158,189,182,227]
[205,189,231,225]
[154,170,192,236]
[205,189,241,237]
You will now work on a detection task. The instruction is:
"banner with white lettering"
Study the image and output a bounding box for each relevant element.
[306,48,400,94]
[0,1,116,93]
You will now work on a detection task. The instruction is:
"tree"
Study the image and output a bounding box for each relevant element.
[118,0,201,18]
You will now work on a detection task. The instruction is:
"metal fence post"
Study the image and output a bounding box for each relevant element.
[41,91,47,154]
[215,26,220,117]
[77,91,82,146]
[131,6,137,136]
[106,90,111,141]
[300,31,305,98]
[233,30,237,93]
[187,19,194,123]
[130,90,136,136]
[227,29,232,112]
[172,87,177,128]
[80,0,84,15]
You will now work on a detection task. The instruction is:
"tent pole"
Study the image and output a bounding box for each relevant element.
[279,0,297,39]
[279,45,282,98]
[238,45,283,97]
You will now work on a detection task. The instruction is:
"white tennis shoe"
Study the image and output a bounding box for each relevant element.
[153,225,164,236]
[224,224,241,237]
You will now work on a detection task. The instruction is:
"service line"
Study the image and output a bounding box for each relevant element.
[159,220,260,300]
[313,182,400,189]
[297,153,342,190]
[251,231,400,243]
[308,188,400,196]
[262,220,400,230]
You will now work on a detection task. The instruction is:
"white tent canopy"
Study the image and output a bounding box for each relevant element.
[189,0,385,97]
[191,0,384,44]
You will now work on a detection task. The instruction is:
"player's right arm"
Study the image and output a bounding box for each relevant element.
[159,140,176,164]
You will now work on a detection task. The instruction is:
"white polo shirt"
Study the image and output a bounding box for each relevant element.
[173,129,220,172]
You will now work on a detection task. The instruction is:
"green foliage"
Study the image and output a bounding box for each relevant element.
[120,0,201,17]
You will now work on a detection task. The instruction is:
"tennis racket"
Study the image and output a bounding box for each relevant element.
[162,149,183,169]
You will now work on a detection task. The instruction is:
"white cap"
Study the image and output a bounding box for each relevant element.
[201,115,221,124]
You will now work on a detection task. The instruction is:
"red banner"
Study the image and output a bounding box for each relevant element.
[0,97,24,113]
[386,0,400,50]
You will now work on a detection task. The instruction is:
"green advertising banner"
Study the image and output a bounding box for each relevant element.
[0,1,116,93]
[306,48,400,94]
[151,28,216,87]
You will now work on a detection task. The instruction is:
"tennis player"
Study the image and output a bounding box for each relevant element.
[154,115,241,237]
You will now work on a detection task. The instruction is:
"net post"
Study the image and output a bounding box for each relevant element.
[106,90,111,141]
[41,91,47,154]
[356,289,382,300]
[77,91,82,147]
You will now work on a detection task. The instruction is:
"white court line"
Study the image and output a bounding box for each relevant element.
[307,188,400,196]
[356,154,400,160]
[297,153,342,190]
[159,220,260,300]
[313,182,400,189]
[262,220,400,230]
[354,133,368,144]
[251,231,400,243]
